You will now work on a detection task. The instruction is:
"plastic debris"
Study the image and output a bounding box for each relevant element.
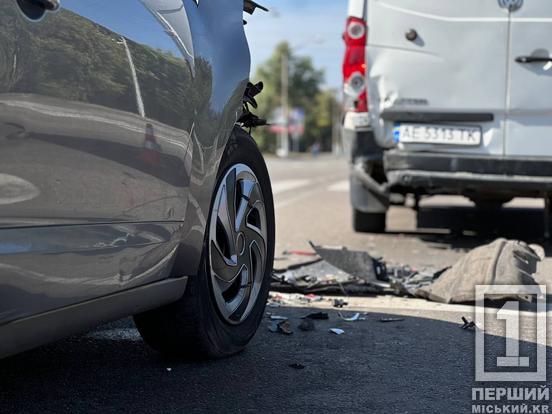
[269,320,293,335]
[379,317,404,323]
[289,363,306,370]
[304,293,323,302]
[333,299,349,308]
[273,239,541,304]
[298,318,316,332]
[338,312,365,322]
[267,293,285,307]
[303,312,329,320]
[269,315,288,321]
[311,242,388,290]
[166,368,172,372]
[329,328,345,335]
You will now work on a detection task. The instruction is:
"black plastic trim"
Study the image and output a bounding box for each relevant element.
[381,111,494,123]
[385,151,552,177]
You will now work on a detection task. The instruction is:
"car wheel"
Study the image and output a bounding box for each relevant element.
[353,209,386,233]
[134,128,275,359]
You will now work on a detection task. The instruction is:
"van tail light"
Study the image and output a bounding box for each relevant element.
[342,16,368,112]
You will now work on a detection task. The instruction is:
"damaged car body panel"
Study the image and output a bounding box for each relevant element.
[0,0,250,357]
[367,0,508,155]
[344,0,552,232]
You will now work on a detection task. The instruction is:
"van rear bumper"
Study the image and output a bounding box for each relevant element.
[384,151,552,195]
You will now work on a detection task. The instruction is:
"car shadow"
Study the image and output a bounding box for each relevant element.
[386,204,552,257]
[0,306,550,413]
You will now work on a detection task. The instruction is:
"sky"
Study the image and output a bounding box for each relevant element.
[244,0,348,90]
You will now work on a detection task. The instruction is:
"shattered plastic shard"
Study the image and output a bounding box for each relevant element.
[329,328,345,335]
[268,320,292,334]
[379,318,404,323]
[338,312,364,322]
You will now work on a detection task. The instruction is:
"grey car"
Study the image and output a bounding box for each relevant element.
[0,0,274,359]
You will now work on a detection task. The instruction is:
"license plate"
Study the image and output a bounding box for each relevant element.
[352,113,370,128]
[394,123,482,146]
[344,112,370,130]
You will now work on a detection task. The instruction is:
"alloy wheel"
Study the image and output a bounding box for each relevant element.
[208,164,267,324]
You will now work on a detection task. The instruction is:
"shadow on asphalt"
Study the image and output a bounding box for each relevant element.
[387,205,552,257]
[0,307,550,413]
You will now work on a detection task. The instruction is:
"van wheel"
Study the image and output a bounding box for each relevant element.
[134,128,275,359]
[353,210,386,233]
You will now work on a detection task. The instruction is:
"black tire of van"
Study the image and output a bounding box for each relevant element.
[353,209,386,233]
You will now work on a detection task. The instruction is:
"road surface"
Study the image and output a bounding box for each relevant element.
[1,154,550,414]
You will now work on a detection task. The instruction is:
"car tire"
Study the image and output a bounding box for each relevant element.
[134,127,275,359]
[352,209,386,233]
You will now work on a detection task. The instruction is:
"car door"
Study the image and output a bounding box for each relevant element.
[366,0,509,155]
[505,0,552,157]
[0,0,200,323]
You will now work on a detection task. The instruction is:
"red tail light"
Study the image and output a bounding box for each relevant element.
[343,17,368,112]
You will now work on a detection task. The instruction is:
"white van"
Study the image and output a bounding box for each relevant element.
[342,0,552,233]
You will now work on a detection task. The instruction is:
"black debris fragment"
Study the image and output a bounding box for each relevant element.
[244,0,269,15]
[311,241,389,287]
[289,363,306,370]
[379,317,404,323]
[461,316,476,330]
[303,312,329,320]
[238,81,267,129]
[333,299,348,308]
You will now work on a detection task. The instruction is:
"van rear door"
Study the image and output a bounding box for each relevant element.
[366,0,509,155]
[506,1,552,157]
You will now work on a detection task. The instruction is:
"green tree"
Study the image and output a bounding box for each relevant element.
[252,42,337,152]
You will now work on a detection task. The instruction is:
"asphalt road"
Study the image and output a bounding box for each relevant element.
[1,154,551,414]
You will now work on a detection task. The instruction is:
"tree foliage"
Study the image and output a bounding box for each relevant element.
[252,41,338,152]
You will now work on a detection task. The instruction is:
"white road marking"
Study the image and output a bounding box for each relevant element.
[271,179,311,195]
[327,180,349,192]
[273,178,349,209]
[275,188,325,209]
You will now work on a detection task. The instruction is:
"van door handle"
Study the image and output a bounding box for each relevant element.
[515,56,552,64]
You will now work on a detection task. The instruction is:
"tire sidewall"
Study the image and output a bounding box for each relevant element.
[198,128,275,356]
